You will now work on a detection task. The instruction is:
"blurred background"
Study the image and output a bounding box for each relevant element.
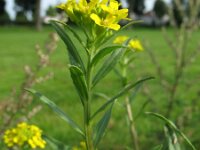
[1,0,173,29]
[0,0,200,149]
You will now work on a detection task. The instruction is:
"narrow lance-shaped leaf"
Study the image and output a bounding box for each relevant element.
[26,88,84,136]
[50,20,85,73]
[69,65,88,105]
[146,112,197,150]
[91,77,154,119]
[92,47,124,87]
[93,104,114,148]
[91,46,124,67]
[51,20,86,50]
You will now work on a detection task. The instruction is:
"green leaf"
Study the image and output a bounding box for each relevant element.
[50,20,85,48]
[44,135,70,150]
[93,104,114,148]
[26,88,84,136]
[91,77,154,119]
[92,47,124,87]
[62,24,87,51]
[146,112,197,150]
[69,65,88,105]
[50,20,85,73]
[91,46,123,67]
[164,126,181,150]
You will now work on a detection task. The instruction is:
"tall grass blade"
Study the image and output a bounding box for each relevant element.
[26,88,84,136]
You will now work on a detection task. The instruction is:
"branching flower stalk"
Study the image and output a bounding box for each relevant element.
[55,1,131,149]
[113,35,144,150]
[165,0,200,118]
[144,0,200,118]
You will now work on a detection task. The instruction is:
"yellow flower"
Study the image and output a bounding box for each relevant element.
[101,0,129,21]
[57,0,77,22]
[90,13,120,30]
[58,0,129,31]
[113,36,129,44]
[77,0,98,14]
[128,39,144,51]
[113,36,144,51]
[90,0,129,30]
[3,122,46,149]
[57,0,98,22]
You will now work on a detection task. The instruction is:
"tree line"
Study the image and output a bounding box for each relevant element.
[0,0,199,29]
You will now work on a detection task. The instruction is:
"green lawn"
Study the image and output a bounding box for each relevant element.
[0,26,200,149]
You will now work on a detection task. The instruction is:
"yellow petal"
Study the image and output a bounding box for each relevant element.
[90,13,101,25]
[109,23,120,30]
[113,36,129,44]
[109,0,119,10]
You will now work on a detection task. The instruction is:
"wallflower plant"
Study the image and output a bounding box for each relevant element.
[26,0,152,149]
[3,122,46,149]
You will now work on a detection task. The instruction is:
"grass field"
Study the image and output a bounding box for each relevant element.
[0,26,200,149]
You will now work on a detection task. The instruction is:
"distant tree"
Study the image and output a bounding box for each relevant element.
[35,0,41,31]
[154,0,168,19]
[46,6,57,17]
[0,0,6,15]
[172,0,188,27]
[15,0,41,30]
[127,0,145,15]
[0,0,10,24]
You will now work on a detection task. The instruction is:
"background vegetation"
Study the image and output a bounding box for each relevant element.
[0,25,199,149]
[0,0,200,149]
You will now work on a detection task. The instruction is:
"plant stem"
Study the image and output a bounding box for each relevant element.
[84,101,93,150]
[125,96,140,150]
[122,62,139,150]
[84,47,94,150]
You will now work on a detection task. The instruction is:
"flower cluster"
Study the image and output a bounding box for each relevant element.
[3,122,46,149]
[113,35,144,51]
[58,0,129,40]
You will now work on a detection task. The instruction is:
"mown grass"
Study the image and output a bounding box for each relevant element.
[0,25,200,149]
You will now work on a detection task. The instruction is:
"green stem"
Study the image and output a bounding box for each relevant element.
[125,96,140,150]
[84,46,94,150]
[122,60,139,150]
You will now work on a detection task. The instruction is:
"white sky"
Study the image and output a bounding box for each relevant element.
[5,0,172,20]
